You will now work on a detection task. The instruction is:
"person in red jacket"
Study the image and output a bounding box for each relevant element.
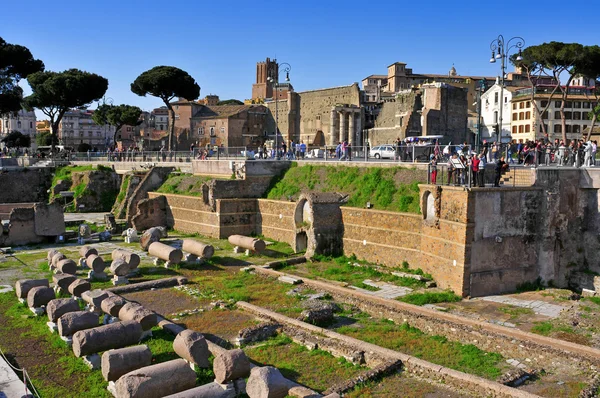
[471,155,481,187]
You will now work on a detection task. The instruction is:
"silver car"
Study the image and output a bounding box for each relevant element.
[369,144,395,159]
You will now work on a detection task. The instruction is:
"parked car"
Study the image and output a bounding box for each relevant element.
[369,145,396,159]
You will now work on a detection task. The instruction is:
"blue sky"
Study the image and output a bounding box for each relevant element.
[2,0,597,118]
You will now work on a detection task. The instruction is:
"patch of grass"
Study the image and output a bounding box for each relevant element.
[112,174,131,211]
[498,305,535,319]
[516,277,545,293]
[398,291,462,306]
[265,165,425,213]
[336,317,504,380]
[244,333,365,392]
[156,174,216,197]
[354,282,380,291]
[584,296,600,306]
[291,255,427,289]
[531,321,554,335]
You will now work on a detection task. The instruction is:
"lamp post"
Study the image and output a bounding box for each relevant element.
[489,35,524,144]
[476,79,487,152]
[267,62,291,160]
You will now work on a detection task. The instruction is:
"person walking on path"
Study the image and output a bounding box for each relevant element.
[429,154,437,184]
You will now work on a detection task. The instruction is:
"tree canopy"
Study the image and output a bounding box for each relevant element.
[36,131,59,147]
[130,66,200,150]
[24,68,108,149]
[217,99,244,106]
[1,130,31,148]
[0,37,44,116]
[92,103,142,145]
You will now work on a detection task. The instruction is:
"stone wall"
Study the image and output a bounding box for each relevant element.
[71,169,121,212]
[125,167,174,225]
[0,168,53,203]
[131,195,168,231]
[0,202,65,246]
[256,199,296,247]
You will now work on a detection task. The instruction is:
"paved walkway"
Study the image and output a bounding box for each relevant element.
[64,212,107,224]
[478,295,566,318]
[0,355,32,398]
[350,279,413,299]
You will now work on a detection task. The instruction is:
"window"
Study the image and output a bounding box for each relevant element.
[525,111,531,119]
[541,100,548,108]
[17,121,21,128]
[88,132,93,137]
[494,92,499,104]
[512,126,517,134]
[573,112,581,120]
[518,125,524,133]
[584,102,591,109]
[198,127,204,135]
[566,125,572,133]
[554,125,561,133]
[565,112,572,120]
[573,125,581,134]
[565,101,572,108]
[30,122,33,128]
[159,125,163,130]
[540,124,548,133]
[555,111,561,119]
[526,101,531,108]
[505,96,508,103]
[525,124,531,132]
[542,111,549,119]
[493,111,498,123]
[220,127,225,134]
[583,112,589,119]
[519,102,525,109]
[210,127,215,136]
[555,101,562,107]
[512,113,517,121]
[513,103,517,110]
[519,112,524,120]
[574,101,581,108]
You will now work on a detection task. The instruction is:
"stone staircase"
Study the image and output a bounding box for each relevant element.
[499,167,536,187]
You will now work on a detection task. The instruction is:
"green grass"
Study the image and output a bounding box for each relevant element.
[112,174,131,212]
[398,291,462,306]
[516,277,545,293]
[265,164,426,213]
[244,334,365,392]
[284,255,429,289]
[156,174,216,197]
[498,305,535,319]
[336,317,504,380]
[0,292,110,398]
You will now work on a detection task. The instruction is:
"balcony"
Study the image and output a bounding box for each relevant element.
[514,86,599,97]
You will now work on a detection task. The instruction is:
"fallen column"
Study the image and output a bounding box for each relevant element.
[140,227,162,251]
[148,242,183,268]
[213,349,251,383]
[101,345,152,382]
[15,279,49,300]
[56,258,77,275]
[47,298,80,323]
[172,329,210,368]
[57,311,100,337]
[107,276,188,294]
[27,286,55,309]
[86,254,106,273]
[68,279,91,297]
[182,239,214,262]
[72,320,143,357]
[79,246,98,259]
[81,289,109,312]
[112,249,140,270]
[118,303,157,331]
[246,366,291,398]
[51,252,67,268]
[114,358,197,398]
[228,235,266,254]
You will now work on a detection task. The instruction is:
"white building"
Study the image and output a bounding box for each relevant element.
[59,109,115,150]
[479,82,519,143]
[0,109,37,149]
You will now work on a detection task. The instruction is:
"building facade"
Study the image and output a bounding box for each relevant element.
[510,86,598,142]
[479,83,519,143]
[191,105,268,148]
[0,109,37,149]
[58,109,115,150]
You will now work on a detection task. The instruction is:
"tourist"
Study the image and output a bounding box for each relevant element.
[544,141,553,166]
[429,154,437,184]
[299,140,306,159]
[494,156,508,187]
[335,142,342,160]
[584,140,594,167]
[557,141,566,166]
[339,140,349,161]
[471,153,481,187]
[447,154,456,185]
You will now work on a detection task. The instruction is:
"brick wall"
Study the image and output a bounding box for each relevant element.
[256,199,296,247]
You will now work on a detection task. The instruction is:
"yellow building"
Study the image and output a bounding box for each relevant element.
[510,87,598,142]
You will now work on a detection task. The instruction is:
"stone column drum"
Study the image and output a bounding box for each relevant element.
[114,359,197,398]
[227,235,266,253]
[112,249,141,270]
[72,320,143,357]
[15,279,49,299]
[118,303,157,331]
[27,286,55,308]
[182,239,214,259]
[213,349,251,383]
[101,345,152,382]
[246,366,290,398]
[47,298,80,323]
[57,311,100,337]
[148,242,183,265]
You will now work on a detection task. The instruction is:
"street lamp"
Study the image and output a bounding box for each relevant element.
[267,62,291,160]
[489,35,524,144]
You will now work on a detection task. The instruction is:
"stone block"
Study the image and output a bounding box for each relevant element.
[27,286,55,308]
[582,288,597,297]
[81,289,109,308]
[110,259,130,277]
[101,295,128,317]
[172,329,210,368]
[246,366,290,398]
[140,227,162,251]
[112,249,141,270]
[213,349,251,383]
[118,303,157,331]
[56,258,77,275]
[79,246,98,258]
[34,202,65,236]
[51,252,67,267]
[53,274,77,292]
